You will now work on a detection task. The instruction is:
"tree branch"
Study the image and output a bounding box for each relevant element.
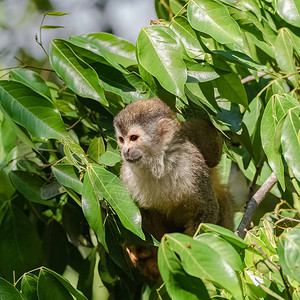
[235,172,278,239]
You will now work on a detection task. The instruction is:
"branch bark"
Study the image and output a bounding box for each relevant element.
[235,172,278,239]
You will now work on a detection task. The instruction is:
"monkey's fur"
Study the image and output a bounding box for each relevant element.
[114,98,233,279]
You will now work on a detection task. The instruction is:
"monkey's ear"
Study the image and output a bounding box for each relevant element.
[157,118,177,141]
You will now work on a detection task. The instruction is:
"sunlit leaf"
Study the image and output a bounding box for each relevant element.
[276,0,300,28]
[0,81,68,140]
[136,25,187,101]
[50,39,107,105]
[188,0,243,48]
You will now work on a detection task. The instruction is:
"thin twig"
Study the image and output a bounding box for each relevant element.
[248,157,265,202]
[235,172,278,239]
[67,117,83,131]
[241,72,268,84]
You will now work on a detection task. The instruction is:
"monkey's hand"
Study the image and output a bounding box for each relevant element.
[126,245,160,282]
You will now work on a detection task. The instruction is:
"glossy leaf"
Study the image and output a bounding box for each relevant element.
[195,233,243,271]
[85,164,144,239]
[215,73,248,108]
[276,0,300,28]
[41,268,88,300]
[261,95,298,189]
[37,270,73,300]
[52,164,83,194]
[275,28,299,88]
[0,278,24,300]
[0,81,67,140]
[186,62,219,83]
[21,274,38,300]
[188,0,243,48]
[162,233,244,299]
[82,166,107,250]
[10,68,52,99]
[99,139,121,167]
[49,39,107,105]
[86,136,105,163]
[281,108,300,182]
[69,32,137,68]
[278,229,300,283]
[0,205,43,280]
[158,240,210,300]
[136,25,187,101]
[200,223,248,249]
[170,16,204,59]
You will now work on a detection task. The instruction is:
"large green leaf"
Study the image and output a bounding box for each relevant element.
[275,28,299,88]
[188,0,243,48]
[0,278,24,300]
[10,68,52,99]
[136,25,187,101]
[69,32,137,68]
[98,139,121,167]
[85,164,144,240]
[162,233,244,299]
[82,166,107,250]
[37,270,73,300]
[215,72,248,108]
[0,205,43,280]
[52,164,83,194]
[276,0,300,28]
[278,229,300,283]
[261,95,298,189]
[281,108,300,182]
[49,39,107,105]
[0,81,67,140]
[158,240,210,300]
[21,274,38,300]
[10,171,56,206]
[170,16,204,59]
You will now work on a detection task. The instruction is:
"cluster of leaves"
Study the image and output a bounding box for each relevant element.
[0,0,299,299]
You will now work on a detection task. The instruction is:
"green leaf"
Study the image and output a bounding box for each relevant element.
[49,39,107,105]
[10,69,52,99]
[86,136,105,163]
[213,50,268,71]
[10,171,55,206]
[82,166,107,250]
[0,81,68,140]
[21,274,38,300]
[281,108,300,182]
[195,233,243,271]
[186,62,220,83]
[275,28,299,88]
[163,233,244,299]
[278,229,300,283]
[188,0,243,48]
[158,239,210,300]
[243,96,263,137]
[0,205,43,280]
[41,25,64,29]
[215,72,248,108]
[85,164,144,240]
[0,278,24,300]
[99,139,121,167]
[261,95,298,190]
[69,33,137,68]
[41,268,88,300]
[200,223,248,249]
[0,170,15,201]
[44,12,69,16]
[170,16,204,59]
[52,164,83,194]
[276,0,300,28]
[37,270,73,300]
[136,25,187,102]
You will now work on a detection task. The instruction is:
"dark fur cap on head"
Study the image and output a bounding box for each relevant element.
[113,98,178,136]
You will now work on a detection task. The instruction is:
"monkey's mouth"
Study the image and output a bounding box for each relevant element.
[126,156,142,163]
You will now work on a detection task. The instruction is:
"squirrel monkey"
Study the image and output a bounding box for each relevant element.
[114,98,233,279]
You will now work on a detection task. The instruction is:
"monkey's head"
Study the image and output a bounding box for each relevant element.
[113,98,180,165]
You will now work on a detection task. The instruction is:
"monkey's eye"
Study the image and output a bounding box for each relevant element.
[130,135,139,141]
[119,137,124,143]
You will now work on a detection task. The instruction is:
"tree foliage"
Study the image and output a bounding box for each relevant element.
[0,1,299,299]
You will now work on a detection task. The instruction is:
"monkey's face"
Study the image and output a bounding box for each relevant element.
[115,124,154,164]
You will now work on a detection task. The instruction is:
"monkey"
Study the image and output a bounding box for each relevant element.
[113,98,233,280]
